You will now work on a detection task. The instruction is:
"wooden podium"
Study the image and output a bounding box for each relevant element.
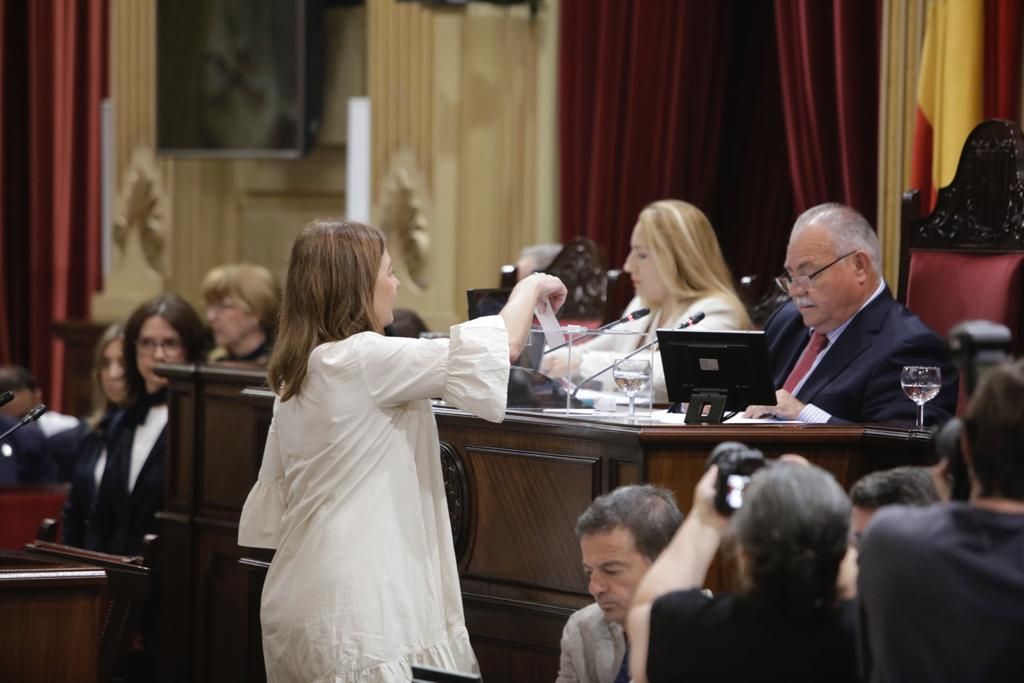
[156,364,931,682]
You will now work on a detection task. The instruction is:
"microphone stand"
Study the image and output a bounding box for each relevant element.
[570,312,706,398]
[543,308,651,355]
[0,404,48,445]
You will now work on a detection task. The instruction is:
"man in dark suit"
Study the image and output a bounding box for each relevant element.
[745,203,957,425]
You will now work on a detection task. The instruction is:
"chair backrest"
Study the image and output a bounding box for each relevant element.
[544,237,626,325]
[899,119,1024,357]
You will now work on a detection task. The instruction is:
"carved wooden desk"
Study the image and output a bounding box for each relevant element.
[156,364,930,682]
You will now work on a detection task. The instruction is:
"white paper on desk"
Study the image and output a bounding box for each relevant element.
[535,298,565,348]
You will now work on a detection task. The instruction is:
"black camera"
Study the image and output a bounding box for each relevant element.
[705,441,767,515]
[934,321,1013,501]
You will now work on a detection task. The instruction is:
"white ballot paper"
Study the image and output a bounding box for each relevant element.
[535,297,565,348]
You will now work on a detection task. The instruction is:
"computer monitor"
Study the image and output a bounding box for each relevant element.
[466,288,511,320]
[657,329,777,424]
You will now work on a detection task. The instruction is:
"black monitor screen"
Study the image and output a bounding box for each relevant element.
[657,329,777,409]
[467,288,511,320]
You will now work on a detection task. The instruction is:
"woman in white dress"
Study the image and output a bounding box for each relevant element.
[238,219,566,682]
[543,200,751,403]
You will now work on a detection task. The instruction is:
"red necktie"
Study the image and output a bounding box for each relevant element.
[782,331,829,393]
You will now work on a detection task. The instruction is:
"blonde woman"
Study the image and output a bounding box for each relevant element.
[202,263,281,363]
[238,219,566,681]
[544,200,751,402]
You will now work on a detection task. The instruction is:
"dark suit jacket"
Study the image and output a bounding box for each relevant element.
[89,408,166,556]
[764,289,958,425]
[0,416,55,485]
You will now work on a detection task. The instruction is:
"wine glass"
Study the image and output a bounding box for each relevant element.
[901,365,942,430]
[613,357,652,418]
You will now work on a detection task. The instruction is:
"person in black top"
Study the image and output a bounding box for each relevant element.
[62,322,127,548]
[88,295,206,681]
[629,458,858,683]
[858,360,1024,683]
[90,295,206,556]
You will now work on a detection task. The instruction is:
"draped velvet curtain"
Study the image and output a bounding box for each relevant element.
[559,1,734,273]
[0,0,108,411]
[559,0,881,300]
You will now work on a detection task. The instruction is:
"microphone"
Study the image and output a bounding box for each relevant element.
[544,309,651,355]
[0,390,13,407]
[0,403,48,446]
[571,311,706,396]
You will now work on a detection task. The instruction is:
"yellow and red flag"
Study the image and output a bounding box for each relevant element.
[910,0,984,212]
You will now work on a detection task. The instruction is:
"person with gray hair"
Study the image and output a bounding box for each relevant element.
[745,202,957,425]
[556,485,683,683]
[628,461,859,683]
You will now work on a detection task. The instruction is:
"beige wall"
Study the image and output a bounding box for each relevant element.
[97,0,559,331]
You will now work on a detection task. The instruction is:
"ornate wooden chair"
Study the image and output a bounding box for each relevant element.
[899,119,1024,357]
[502,237,626,325]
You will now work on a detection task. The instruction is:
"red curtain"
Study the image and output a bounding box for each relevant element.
[559,0,734,272]
[0,0,107,412]
[984,0,1023,120]
[773,0,879,221]
[559,0,881,302]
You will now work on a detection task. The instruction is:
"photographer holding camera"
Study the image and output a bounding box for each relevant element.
[627,447,858,683]
[858,359,1024,683]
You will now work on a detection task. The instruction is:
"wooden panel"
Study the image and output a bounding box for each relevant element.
[464,593,569,683]
[166,375,197,511]
[0,553,108,683]
[157,511,194,683]
[464,446,597,592]
[201,390,259,511]
[194,523,255,683]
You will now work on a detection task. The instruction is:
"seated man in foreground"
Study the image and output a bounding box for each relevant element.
[745,203,957,425]
[557,485,683,683]
[858,359,1024,682]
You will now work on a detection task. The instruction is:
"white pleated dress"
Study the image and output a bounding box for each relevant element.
[238,316,510,682]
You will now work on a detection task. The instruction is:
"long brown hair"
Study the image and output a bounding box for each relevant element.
[268,219,385,401]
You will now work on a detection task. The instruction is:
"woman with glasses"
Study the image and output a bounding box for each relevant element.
[202,262,281,364]
[543,200,751,402]
[90,294,206,556]
[88,294,206,677]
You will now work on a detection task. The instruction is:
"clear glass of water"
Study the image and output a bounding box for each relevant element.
[901,365,942,430]
[613,357,652,418]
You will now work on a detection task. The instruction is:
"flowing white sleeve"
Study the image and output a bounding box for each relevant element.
[441,315,510,423]
[238,415,286,549]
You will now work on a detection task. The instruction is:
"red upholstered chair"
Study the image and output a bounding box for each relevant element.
[0,483,69,549]
[899,119,1024,410]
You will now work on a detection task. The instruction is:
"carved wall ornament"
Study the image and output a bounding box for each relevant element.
[112,147,168,277]
[375,149,431,292]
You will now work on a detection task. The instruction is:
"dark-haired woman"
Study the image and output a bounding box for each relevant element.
[238,219,566,682]
[90,293,207,556]
[629,461,858,683]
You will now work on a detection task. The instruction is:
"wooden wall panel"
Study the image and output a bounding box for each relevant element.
[464,446,597,592]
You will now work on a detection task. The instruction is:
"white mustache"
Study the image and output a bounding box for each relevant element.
[793,297,814,307]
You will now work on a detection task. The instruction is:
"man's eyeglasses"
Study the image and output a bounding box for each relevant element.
[775,251,857,294]
[136,337,184,356]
